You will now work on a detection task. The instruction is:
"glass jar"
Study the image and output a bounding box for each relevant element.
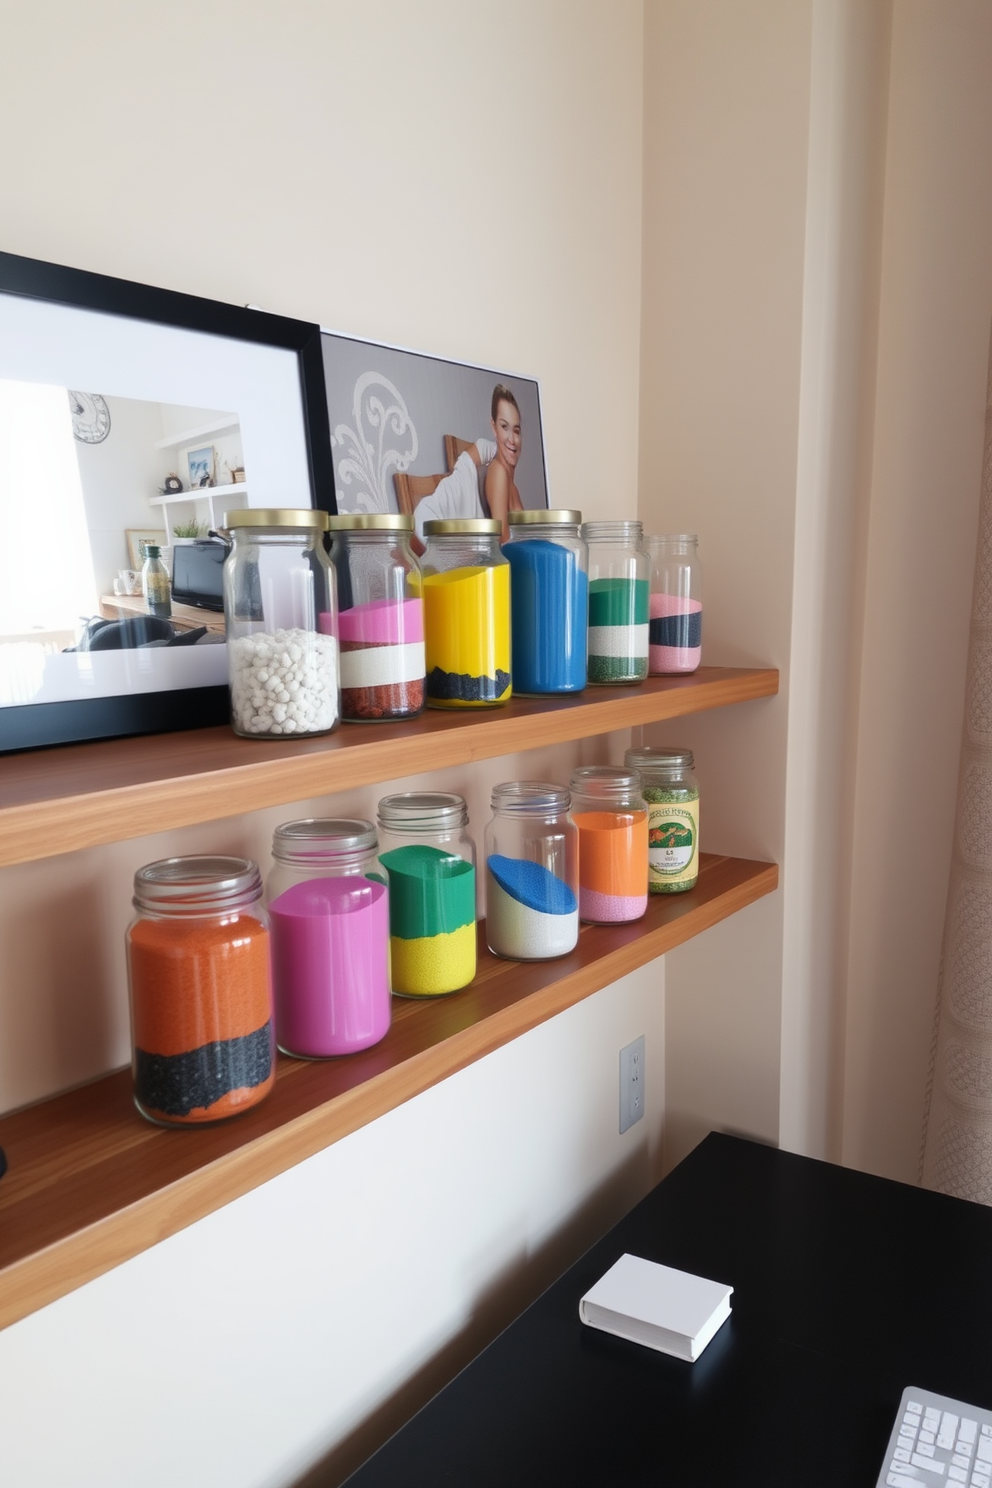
[646,534,702,674]
[581,520,650,685]
[327,513,425,722]
[141,543,171,619]
[421,518,511,708]
[568,766,648,923]
[267,819,391,1058]
[222,507,339,739]
[376,792,477,995]
[484,782,579,960]
[125,856,274,1126]
[503,510,588,694]
[625,746,700,893]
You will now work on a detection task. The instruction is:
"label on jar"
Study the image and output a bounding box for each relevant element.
[646,799,699,886]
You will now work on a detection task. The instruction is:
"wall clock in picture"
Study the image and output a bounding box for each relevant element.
[68,390,111,444]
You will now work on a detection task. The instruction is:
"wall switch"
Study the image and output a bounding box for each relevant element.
[619,1035,646,1134]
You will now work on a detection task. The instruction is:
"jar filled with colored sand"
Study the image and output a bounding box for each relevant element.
[267,819,391,1058]
[625,746,699,894]
[420,518,511,708]
[581,520,650,685]
[503,510,588,694]
[484,782,579,960]
[377,792,477,995]
[327,513,426,721]
[569,766,649,924]
[646,533,702,674]
[223,507,340,739]
[125,856,275,1126]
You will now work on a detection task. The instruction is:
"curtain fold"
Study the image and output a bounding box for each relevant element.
[921,325,992,1202]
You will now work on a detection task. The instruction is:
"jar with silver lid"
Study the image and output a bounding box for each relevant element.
[581,520,650,685]
[222,507,339,739]
[376,792,477,995]
[267,819,391,1057]
[645,534,702,674]
[484,782,579,960]
[503,510,588,694]
[421,518,511,708]
[624,746,699,893]
[327,513,425,721]
[568,766,648,924]
[125,856,274,1126]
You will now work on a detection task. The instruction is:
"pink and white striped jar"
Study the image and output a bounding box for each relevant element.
[646,533,702,674]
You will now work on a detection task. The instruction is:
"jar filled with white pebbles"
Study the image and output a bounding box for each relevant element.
[223,508,340,740]
[483,782,579,961]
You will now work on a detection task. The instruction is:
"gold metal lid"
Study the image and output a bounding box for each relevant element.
[507,509,582,525]
[423,518,501,536]
[327,513,414,532]
[223,508,329,530]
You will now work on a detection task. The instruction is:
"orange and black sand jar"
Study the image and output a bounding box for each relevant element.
[126,856,275,1127]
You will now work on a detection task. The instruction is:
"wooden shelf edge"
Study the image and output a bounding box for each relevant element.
[0,668,778,867]
[0,853,777,1329]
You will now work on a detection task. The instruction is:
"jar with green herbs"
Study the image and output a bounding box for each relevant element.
[624,746,699,893]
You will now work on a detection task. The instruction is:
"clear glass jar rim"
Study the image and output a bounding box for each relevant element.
[646,532,698,547]
[377,791,469,830]
[327,514,414,532]
[223,508,328,531]
[581,520,644,540]
[570,766,641,792]
[133,855,262,911]
[491,781,571,813]
[272,818,378,861]
[423,518,501,536]
[625,746,695,771]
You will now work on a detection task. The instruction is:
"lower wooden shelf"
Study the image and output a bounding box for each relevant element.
[0,851,777,1330]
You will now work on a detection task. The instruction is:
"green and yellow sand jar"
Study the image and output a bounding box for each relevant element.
[376,792,477,995]
[421,518,511,708]
[624,745,699,894]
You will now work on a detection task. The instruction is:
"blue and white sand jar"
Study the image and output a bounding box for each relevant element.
[503,510,588,694]
[484,782,579,960]
[581,520,650,685]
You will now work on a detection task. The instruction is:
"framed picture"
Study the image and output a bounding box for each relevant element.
[184,444,215,490]
[0,249,333,753]
[321,330,549,538]
[126,528,168,570]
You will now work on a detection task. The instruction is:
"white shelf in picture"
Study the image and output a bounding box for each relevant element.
[148,482,248,508]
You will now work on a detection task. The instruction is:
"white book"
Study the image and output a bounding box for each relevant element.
[578,1253,733,1362]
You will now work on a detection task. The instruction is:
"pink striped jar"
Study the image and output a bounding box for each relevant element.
[646,534,702,674]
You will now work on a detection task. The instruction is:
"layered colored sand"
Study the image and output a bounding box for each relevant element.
[379,843,476,994]
[269,875,391,1057]
[486,854,579,960]
[128,913,274,1123]
[572,810,649,923]
[504,539,588,694]
[423,565,511,707]
[587,578,649,684]
[648,593,702,674]
[339,598,426,720]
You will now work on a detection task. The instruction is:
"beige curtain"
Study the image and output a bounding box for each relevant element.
[921,327,992,1202]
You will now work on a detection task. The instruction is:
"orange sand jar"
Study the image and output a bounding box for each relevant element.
[569,766,649,924]
[126,856,275,1126]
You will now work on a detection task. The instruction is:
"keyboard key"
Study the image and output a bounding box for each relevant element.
[946,1417,962,1437]
[957,1455,974,1468]
[921,1432,937,1445]
[908,1402,924,1415]
[911,1451,946,1475]
[894,1448,912,1463]
[973,1476,990,1488]
[960,1445,977,1459]
[977,1440,992,1463]
[888,1476,918,1488]
[917,1442,937,1457]
[950,1471,968,1484]
[961,1422,979,1444]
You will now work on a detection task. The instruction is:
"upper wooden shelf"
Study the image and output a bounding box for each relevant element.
[0,667,778,867]
[0,851,778,1330]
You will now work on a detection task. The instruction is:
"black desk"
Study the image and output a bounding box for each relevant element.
[344,1133,992,1487]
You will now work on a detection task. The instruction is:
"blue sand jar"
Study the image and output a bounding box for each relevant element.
[484,782,579,961]
[503,510,588,694]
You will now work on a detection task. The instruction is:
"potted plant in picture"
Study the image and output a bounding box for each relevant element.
[172,518,203,545]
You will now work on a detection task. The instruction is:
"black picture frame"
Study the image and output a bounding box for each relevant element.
[0,250,334,753]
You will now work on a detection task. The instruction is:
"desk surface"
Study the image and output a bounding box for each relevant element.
[344,1133,992,1488]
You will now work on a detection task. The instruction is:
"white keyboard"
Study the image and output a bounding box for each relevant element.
[878,1386,992,1487]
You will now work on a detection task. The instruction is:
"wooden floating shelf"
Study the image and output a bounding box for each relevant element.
[0,667,778,867]
[0,852,777,1330]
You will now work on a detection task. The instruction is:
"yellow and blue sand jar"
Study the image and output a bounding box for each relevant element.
[421,518,511,708]
[376,792,477,996]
